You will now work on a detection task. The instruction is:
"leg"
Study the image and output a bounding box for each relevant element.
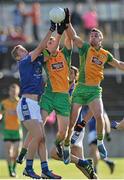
[56,115,69,142]
[89,144,100,173]
[103,158,115,174]
[56,114,70,164]
[89,98,107,159]
[50,146,97,179]
[17,132,32,164]
[71,106,92,144]
[41,109,49,125]
[71,145,84,159]
[63,104,82,164]
[71,128,85,159]
[38,122,48,162]
[65,103,82,144]
[11,141,21,176]
[22,119,43,179]
[40,110,62,179]
[83,109,93,124]
[4,141,15,177]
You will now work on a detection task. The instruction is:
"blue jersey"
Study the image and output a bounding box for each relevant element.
[18,54,44,95]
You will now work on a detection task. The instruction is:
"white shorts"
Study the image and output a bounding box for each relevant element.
[17,97,42,122]
[72,129,85,148]
[88,130,97,145]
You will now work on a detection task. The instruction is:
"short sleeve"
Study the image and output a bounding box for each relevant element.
[107,52,114,62]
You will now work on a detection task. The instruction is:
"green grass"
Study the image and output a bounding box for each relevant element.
[0,158,124,179]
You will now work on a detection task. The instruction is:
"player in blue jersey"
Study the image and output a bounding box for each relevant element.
[11,21,62,179]
[71,106,115,174]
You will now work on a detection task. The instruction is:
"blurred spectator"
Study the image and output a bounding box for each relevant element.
[71,9,82,32]
[46,111,56,125]
[7,27,27,44]
[0,84,22,177]
[26,2,41,41]
[13,1,26,32]
[0,28,8,70]
[82,7,98,39]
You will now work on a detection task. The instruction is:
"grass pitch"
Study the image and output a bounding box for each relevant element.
[0,158,124,179]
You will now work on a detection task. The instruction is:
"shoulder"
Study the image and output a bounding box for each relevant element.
[1,99,9,105]
[101,48,114,62]
[78,42,90,54]
[19,54,32,64]
[101,48,113,57]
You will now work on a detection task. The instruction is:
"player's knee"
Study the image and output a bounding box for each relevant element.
[40,135,45,144]
[94,113,103,122]
[35,134,45,144]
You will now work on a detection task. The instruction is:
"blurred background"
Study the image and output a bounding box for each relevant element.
[0,0,124,159]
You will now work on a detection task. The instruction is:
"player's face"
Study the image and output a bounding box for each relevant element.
[9,85,20,98]
[89,31,102,47]
[47,37,57,51]
[17,45,28,60]
[69,69,76,83]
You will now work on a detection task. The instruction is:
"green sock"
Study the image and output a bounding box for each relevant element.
[12,162,16,171]
[18,147,27,160]
[97,134,103,141]
[21,147,27,154]
[64,139,70,146]
[8,164,12,174]
[97,134,104,146]
[55,138,62,145]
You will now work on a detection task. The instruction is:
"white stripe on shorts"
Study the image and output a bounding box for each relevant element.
[16,97,42,122]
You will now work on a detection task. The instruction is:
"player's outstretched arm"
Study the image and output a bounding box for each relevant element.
[109,58,124,70]
[50,33,62,54]
[66,23,83,48]
[64,31,73,50]
[63,8,83,48]
[49,20,69,53]
[30,21,56,61]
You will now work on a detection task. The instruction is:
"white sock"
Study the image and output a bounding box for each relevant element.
[97,140,103,146]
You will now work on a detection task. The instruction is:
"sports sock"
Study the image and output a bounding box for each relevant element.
[41,161,49,172]
[12,162,16,171]
[78,159,88,166]
[8,163,12,174]
[25,159,33,170]
[55,137,62,145]
[18,147,27,160]
[97,134,104,145]
[97,140,103,146]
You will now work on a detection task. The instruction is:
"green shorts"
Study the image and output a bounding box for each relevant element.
[72,83,102,105]
[39,91,71,116]
[3,129,23,142]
